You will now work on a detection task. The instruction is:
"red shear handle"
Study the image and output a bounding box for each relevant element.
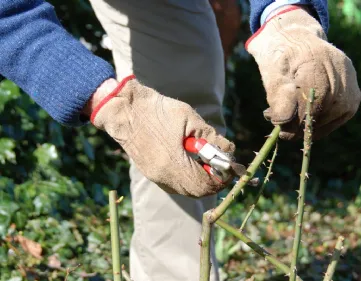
[183,137,207,154]
[184,137,225,183]
[203,164,224,183]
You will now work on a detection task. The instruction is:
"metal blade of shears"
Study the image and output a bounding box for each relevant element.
[183,136,247,182]
[229,162,247,177]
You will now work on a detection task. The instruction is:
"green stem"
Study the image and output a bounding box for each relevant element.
[210,126,281,223]
[199,212,212,281]
[109,190,123,281]
[199,126,280,281]
[239,142,278,232]
[216,220,303,281]
[323,236,344,281]
[289,89,315,281]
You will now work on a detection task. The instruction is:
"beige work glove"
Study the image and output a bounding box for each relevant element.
[246,6,361,140]
[90,75,235,197]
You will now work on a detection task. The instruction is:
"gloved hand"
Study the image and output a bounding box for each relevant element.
[90,75,235,197]
[246,6,361,140]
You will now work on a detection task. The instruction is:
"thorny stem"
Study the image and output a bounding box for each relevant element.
[239,142,278,232]
[216,220,303,281]
[289,89,315,281]
[211,125,281,223]
[109,191,123,281]
[199,126,280,281]
[323,236,345,281]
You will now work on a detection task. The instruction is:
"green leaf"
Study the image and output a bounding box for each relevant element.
[0,80,20,112]
[49,121,65,147]
[0,177,15,196]
[88,232,104,246]
[33,143,58,165]
[0,194,19,237]
[8,277,22,281]
[0,138,16,164]
[79,133,95,160]
[342,0,361,26]
[33,194,53,215]
[0,245,7,263]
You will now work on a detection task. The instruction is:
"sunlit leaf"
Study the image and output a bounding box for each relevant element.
[0,80,20,112]
[33,143,58,165]
[0,195,19,237]
[0,138,16,164]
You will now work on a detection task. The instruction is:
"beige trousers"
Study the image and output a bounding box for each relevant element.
[89,1,225,280]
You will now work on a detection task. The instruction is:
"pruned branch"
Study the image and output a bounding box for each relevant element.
[323,236,345,281]
[109,190,123,281]
[289,89,315,281]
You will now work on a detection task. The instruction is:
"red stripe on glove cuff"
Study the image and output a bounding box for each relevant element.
[90,74,136,123]
[245,6,301,50]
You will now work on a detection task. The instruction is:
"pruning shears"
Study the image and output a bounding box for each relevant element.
[183,137,247,183]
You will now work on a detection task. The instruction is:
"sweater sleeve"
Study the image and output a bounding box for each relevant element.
[0,0,115,126]
[249,0,329,34]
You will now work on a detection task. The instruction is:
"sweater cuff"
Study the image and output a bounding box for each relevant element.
[250,0,329,34]
[260,0,310,25]
[31,42,116,127]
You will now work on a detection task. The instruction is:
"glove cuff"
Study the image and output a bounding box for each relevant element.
[90,74,136,124]
[245,5,301,51]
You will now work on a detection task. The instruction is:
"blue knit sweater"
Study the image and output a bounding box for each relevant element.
[0,0,328,126]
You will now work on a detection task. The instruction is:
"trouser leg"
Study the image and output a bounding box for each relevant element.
[89,1,225,280]
[129,162,220,281]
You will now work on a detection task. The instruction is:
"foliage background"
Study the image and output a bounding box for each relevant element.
[1,0,361,280]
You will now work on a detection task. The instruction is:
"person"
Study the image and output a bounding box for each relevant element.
[0,0,360,280]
